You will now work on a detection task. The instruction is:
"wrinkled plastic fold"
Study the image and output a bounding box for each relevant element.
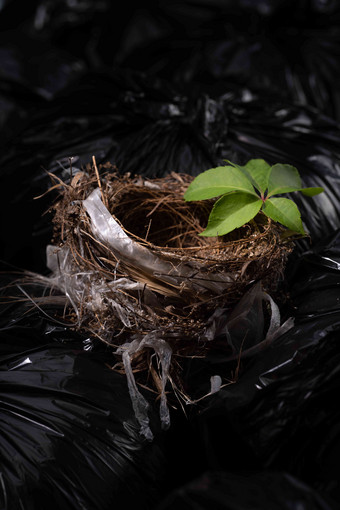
[116,333,172,440]
[83,188,235,295]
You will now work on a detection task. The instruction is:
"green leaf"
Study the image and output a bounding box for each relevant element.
[225,159,271,194]
[184,166,257,201]
[224,159,257,189]
[267,164,302,196]
[300,187,324,197]
[262,197,305,234]
[200,192,262,237]
[243,159,272,194]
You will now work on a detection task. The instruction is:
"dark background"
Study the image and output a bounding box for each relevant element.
[1,1,340,509]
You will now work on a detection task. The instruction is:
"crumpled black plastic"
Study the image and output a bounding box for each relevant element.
[2,0,339,121]
[101,0,340,122]
[2,1,340,509]
[156,471,334,510]
[0,306,166,510]
[194,230,340,507]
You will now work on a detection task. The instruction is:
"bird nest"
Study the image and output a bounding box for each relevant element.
[34,159,294,439]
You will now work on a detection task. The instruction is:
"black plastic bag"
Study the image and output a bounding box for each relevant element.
[113,0,340,122]
[156,471,335,510]
[2,2,340,509]
[195,230,340,506]
[0,307,166,510]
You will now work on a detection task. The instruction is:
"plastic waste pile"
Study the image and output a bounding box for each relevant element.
[1,1,340,508]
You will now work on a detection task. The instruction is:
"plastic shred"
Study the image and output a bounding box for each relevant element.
[209,375,222,395]
[115,333,172,440]
[83,187,235,294]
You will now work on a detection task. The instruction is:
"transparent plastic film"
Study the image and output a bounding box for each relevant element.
[83,188,235,296]
[45,243,156,337]
[115,333,172,440]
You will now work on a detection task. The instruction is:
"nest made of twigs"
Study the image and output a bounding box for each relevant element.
[41,160,294,409]
[50,163,293,330]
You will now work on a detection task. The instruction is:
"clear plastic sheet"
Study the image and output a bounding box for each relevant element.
[201,281,294,367]
[45,243,149,330]
[83,188,235,295]
[223,282,294,356]
[116,334,172,441]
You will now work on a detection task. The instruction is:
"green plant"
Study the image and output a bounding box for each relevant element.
[184,159,324,237]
